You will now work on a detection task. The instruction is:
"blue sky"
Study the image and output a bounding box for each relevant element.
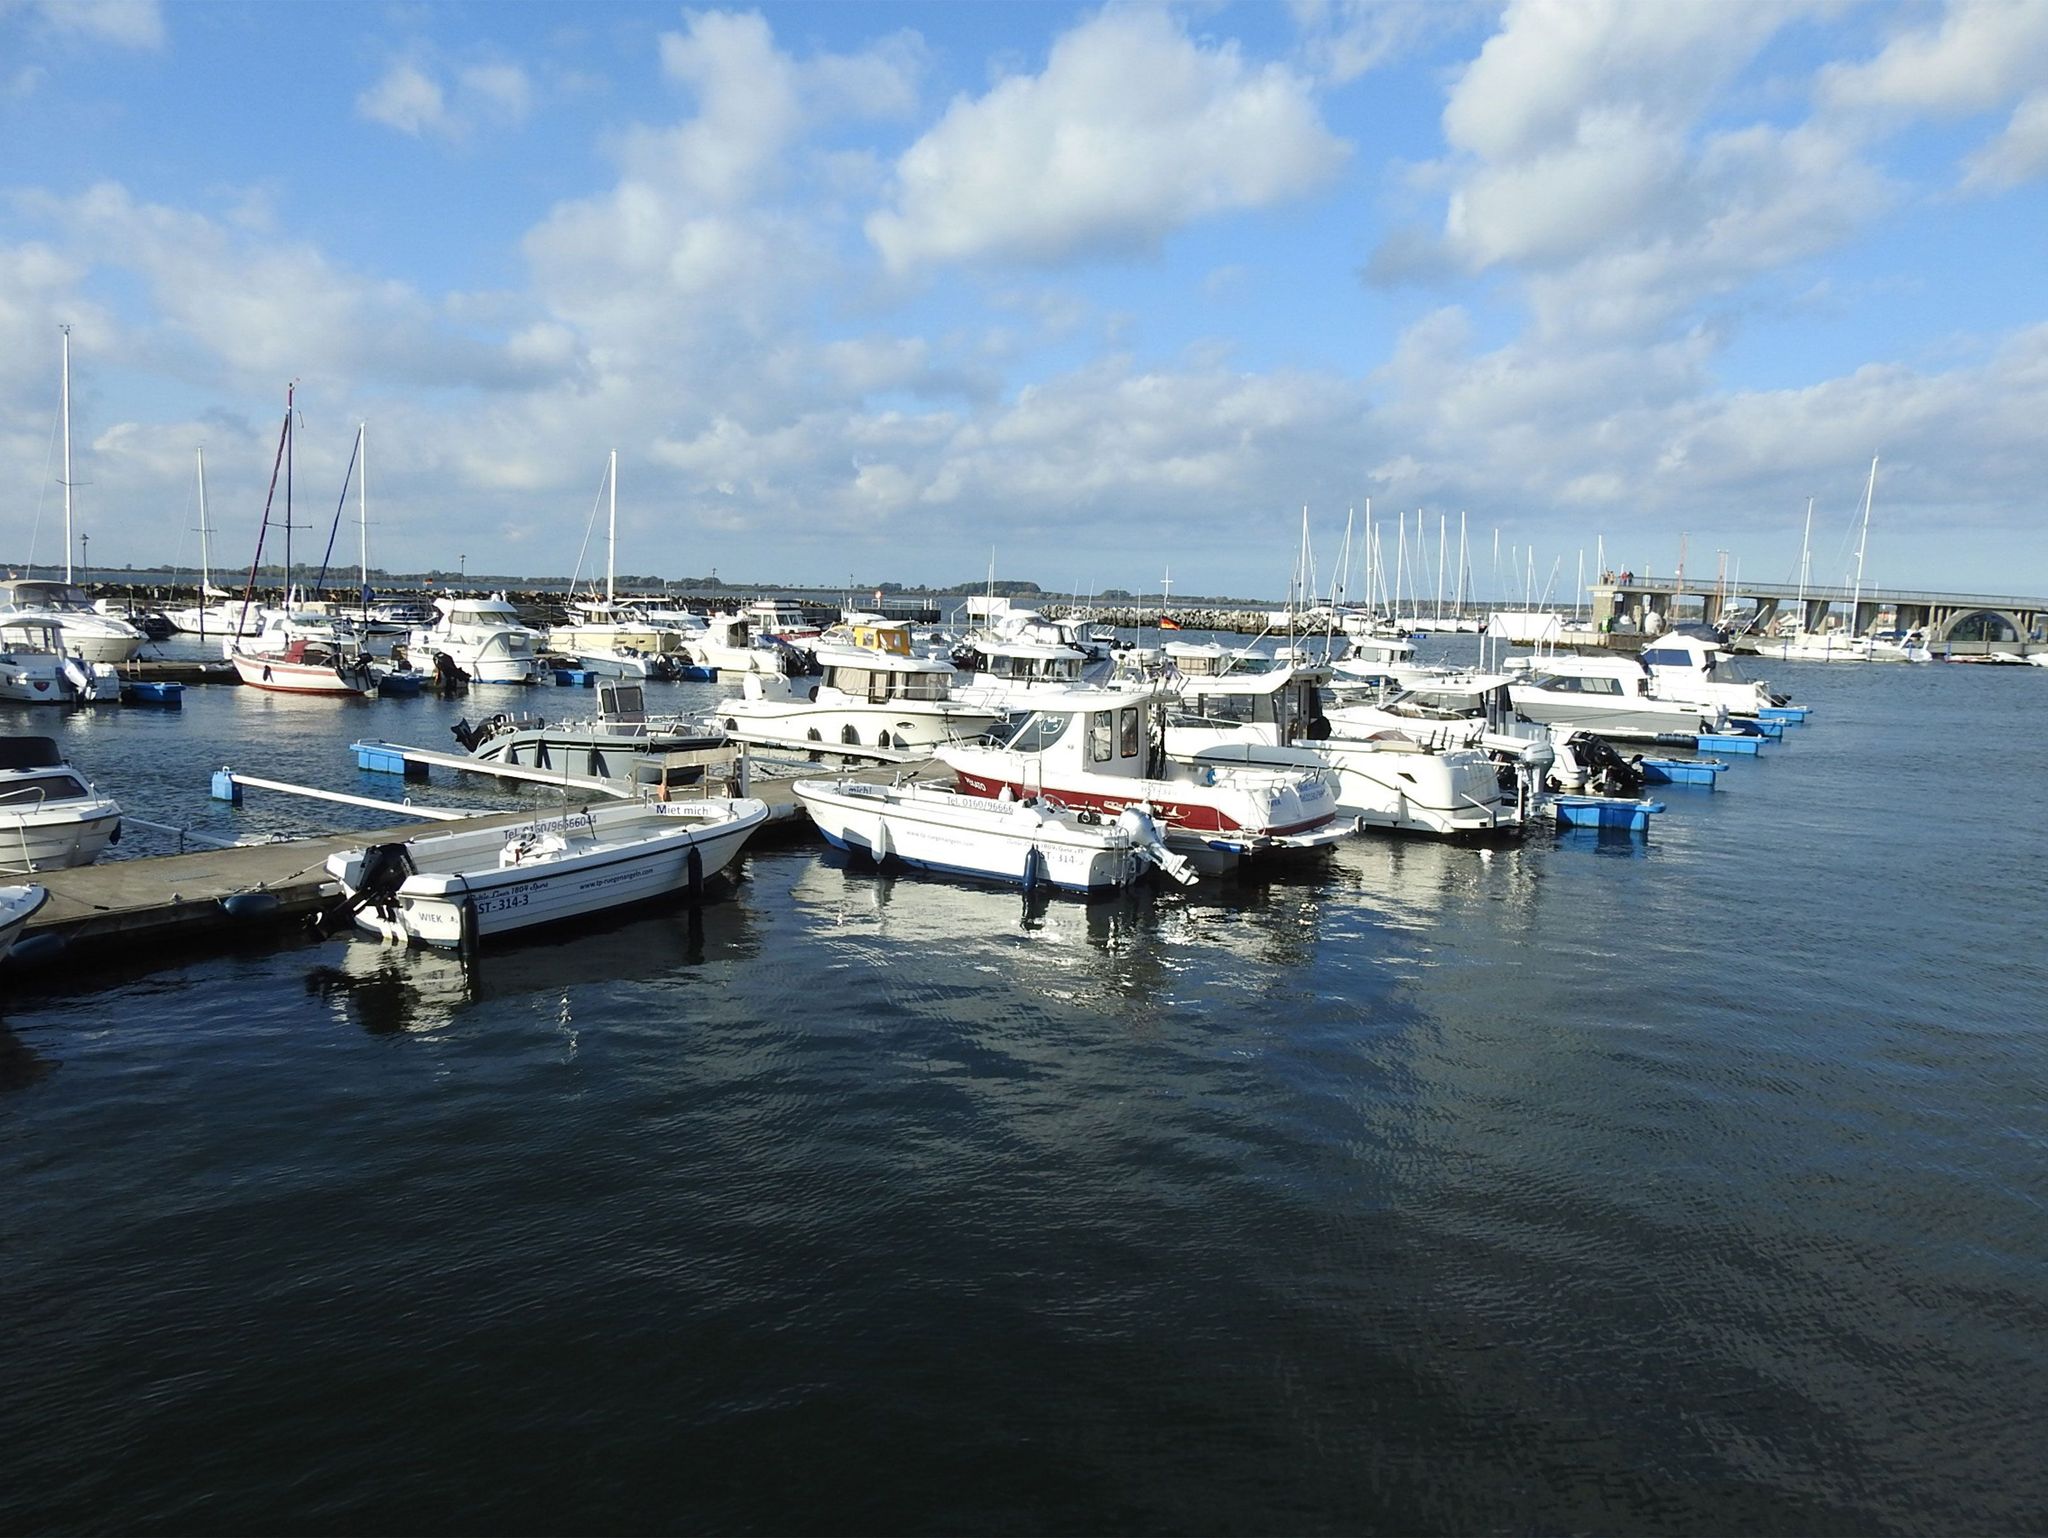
[3,0,2045,602]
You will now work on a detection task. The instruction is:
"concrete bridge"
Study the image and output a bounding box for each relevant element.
[1592,576,2048,652]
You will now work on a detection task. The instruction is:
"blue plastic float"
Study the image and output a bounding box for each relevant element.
[1639,758,1723,788]
[1552,794,1665,832]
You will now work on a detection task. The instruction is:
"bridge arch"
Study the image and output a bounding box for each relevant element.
[1929,609,2029,644]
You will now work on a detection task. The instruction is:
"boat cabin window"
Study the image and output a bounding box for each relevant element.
[996,711,1072,754]
[1120,707,1141,758]
[1189,692,1255,723]
[898,671,949,701]
[1090,711,1113,763]
[1530,672,1623,695]
[0,772,89,805]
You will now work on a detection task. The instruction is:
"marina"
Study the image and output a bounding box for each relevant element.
[3,641,2043,1535]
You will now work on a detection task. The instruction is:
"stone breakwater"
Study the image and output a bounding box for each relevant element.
[1044,605,1282,635]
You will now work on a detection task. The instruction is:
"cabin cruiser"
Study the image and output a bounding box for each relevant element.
[716,619,1005,754]
[1158,651,1528,837]
[741,597,824,642]
[1505,653,1727,740]
[0,736,122,871]
[948,633,1094,711]
[1639,633,1798,716]
[687,612,775,676]
[449,682,733,793]
[934,678,1350,875]
[0,619,122,703]
[0,578,147,664]
[544,600,690,676]
[405,595,543,684]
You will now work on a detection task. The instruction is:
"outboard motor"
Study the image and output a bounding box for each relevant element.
[432,651,468,693]
[309,842,415,936]
[1553,731,1644,797]
[1116,806,1199,886]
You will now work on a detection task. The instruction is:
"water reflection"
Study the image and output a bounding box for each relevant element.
[302,888,762,1035]
[0,1023,58,1091]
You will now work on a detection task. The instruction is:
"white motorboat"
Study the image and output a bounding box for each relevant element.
[0,618,122,703]
[741,596,824,641]
[1159,650,1527,837]
[686,612,774,675]
[717,619,1005,755]
[1640,632,1798,715]
[948,632,1093,711]
[407,594,543,684]
[0,883,49,963]
[0,736,123,872]
[935,679,1350,875]
[0,579,147,664]
[1506,653,1727,740]
[321,796,770,949]
[794,777,1197,893]
[449,682,731,791]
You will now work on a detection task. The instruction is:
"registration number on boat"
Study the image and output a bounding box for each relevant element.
[475,891,531,914]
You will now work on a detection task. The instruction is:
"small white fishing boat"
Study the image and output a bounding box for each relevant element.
[0,736,123,872]
[449,681,732,791]
[1159,650,1528,837]
[794,777,1196,893]
[322,796,771,948]
[935,678,1351,875]
[0,883,49,962]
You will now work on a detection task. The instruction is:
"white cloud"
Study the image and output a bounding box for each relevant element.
[1288,0,1481,84]
[357,61,449,138]
[1962,91,2048,189]
[13,0,163,49]
[867,7,1348,272]
[1819,0,2048,116]
[356,54,533,141]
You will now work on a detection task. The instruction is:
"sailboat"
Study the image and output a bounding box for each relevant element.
[544,452,686,677]
[164,449,261,637]
[0,327,149,663]
[1759,459,1927,663]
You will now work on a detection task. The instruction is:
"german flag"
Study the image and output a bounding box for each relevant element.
[1159,614,1183,630]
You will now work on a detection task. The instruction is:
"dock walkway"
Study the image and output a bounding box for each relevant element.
[17,760,938,957]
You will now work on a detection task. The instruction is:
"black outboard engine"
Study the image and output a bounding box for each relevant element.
[432,650,468,693]
[1558,731,1645,797]
[309,842,416,935]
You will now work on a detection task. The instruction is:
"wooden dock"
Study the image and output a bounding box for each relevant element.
[14,760,940,961]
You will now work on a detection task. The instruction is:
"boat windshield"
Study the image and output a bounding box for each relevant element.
[988,711,1073,753]
[0,771,92,805]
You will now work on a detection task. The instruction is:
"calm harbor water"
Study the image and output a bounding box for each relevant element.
[3,639,2045,1534]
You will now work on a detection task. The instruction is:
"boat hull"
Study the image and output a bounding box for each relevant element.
[0,801,122,872]
[0,883,49,961]
[326,799,769,948]
[796,779,1145,893]
[1187,738,1521,838]
[231,650,376,695]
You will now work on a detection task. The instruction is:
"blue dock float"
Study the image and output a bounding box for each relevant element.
[121,680,184,707]
[1731,716,1784,738]
[1757,704,1811,723]
[351,741,415,776]
[1639,758,1723,788]
[552,668,597,687]
[1696,731,1765,755]
[1553,794,1665,832]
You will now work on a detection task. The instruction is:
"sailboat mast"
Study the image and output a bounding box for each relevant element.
[358,423,370,613]
[61,325,74,583]
[196,447,210,640]
[1436,514,1446,621]
[1850,455,1877,634]
[607,449,618,606]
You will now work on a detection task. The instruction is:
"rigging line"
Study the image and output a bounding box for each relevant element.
[567,461,610,598]
[312,429,363,599]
